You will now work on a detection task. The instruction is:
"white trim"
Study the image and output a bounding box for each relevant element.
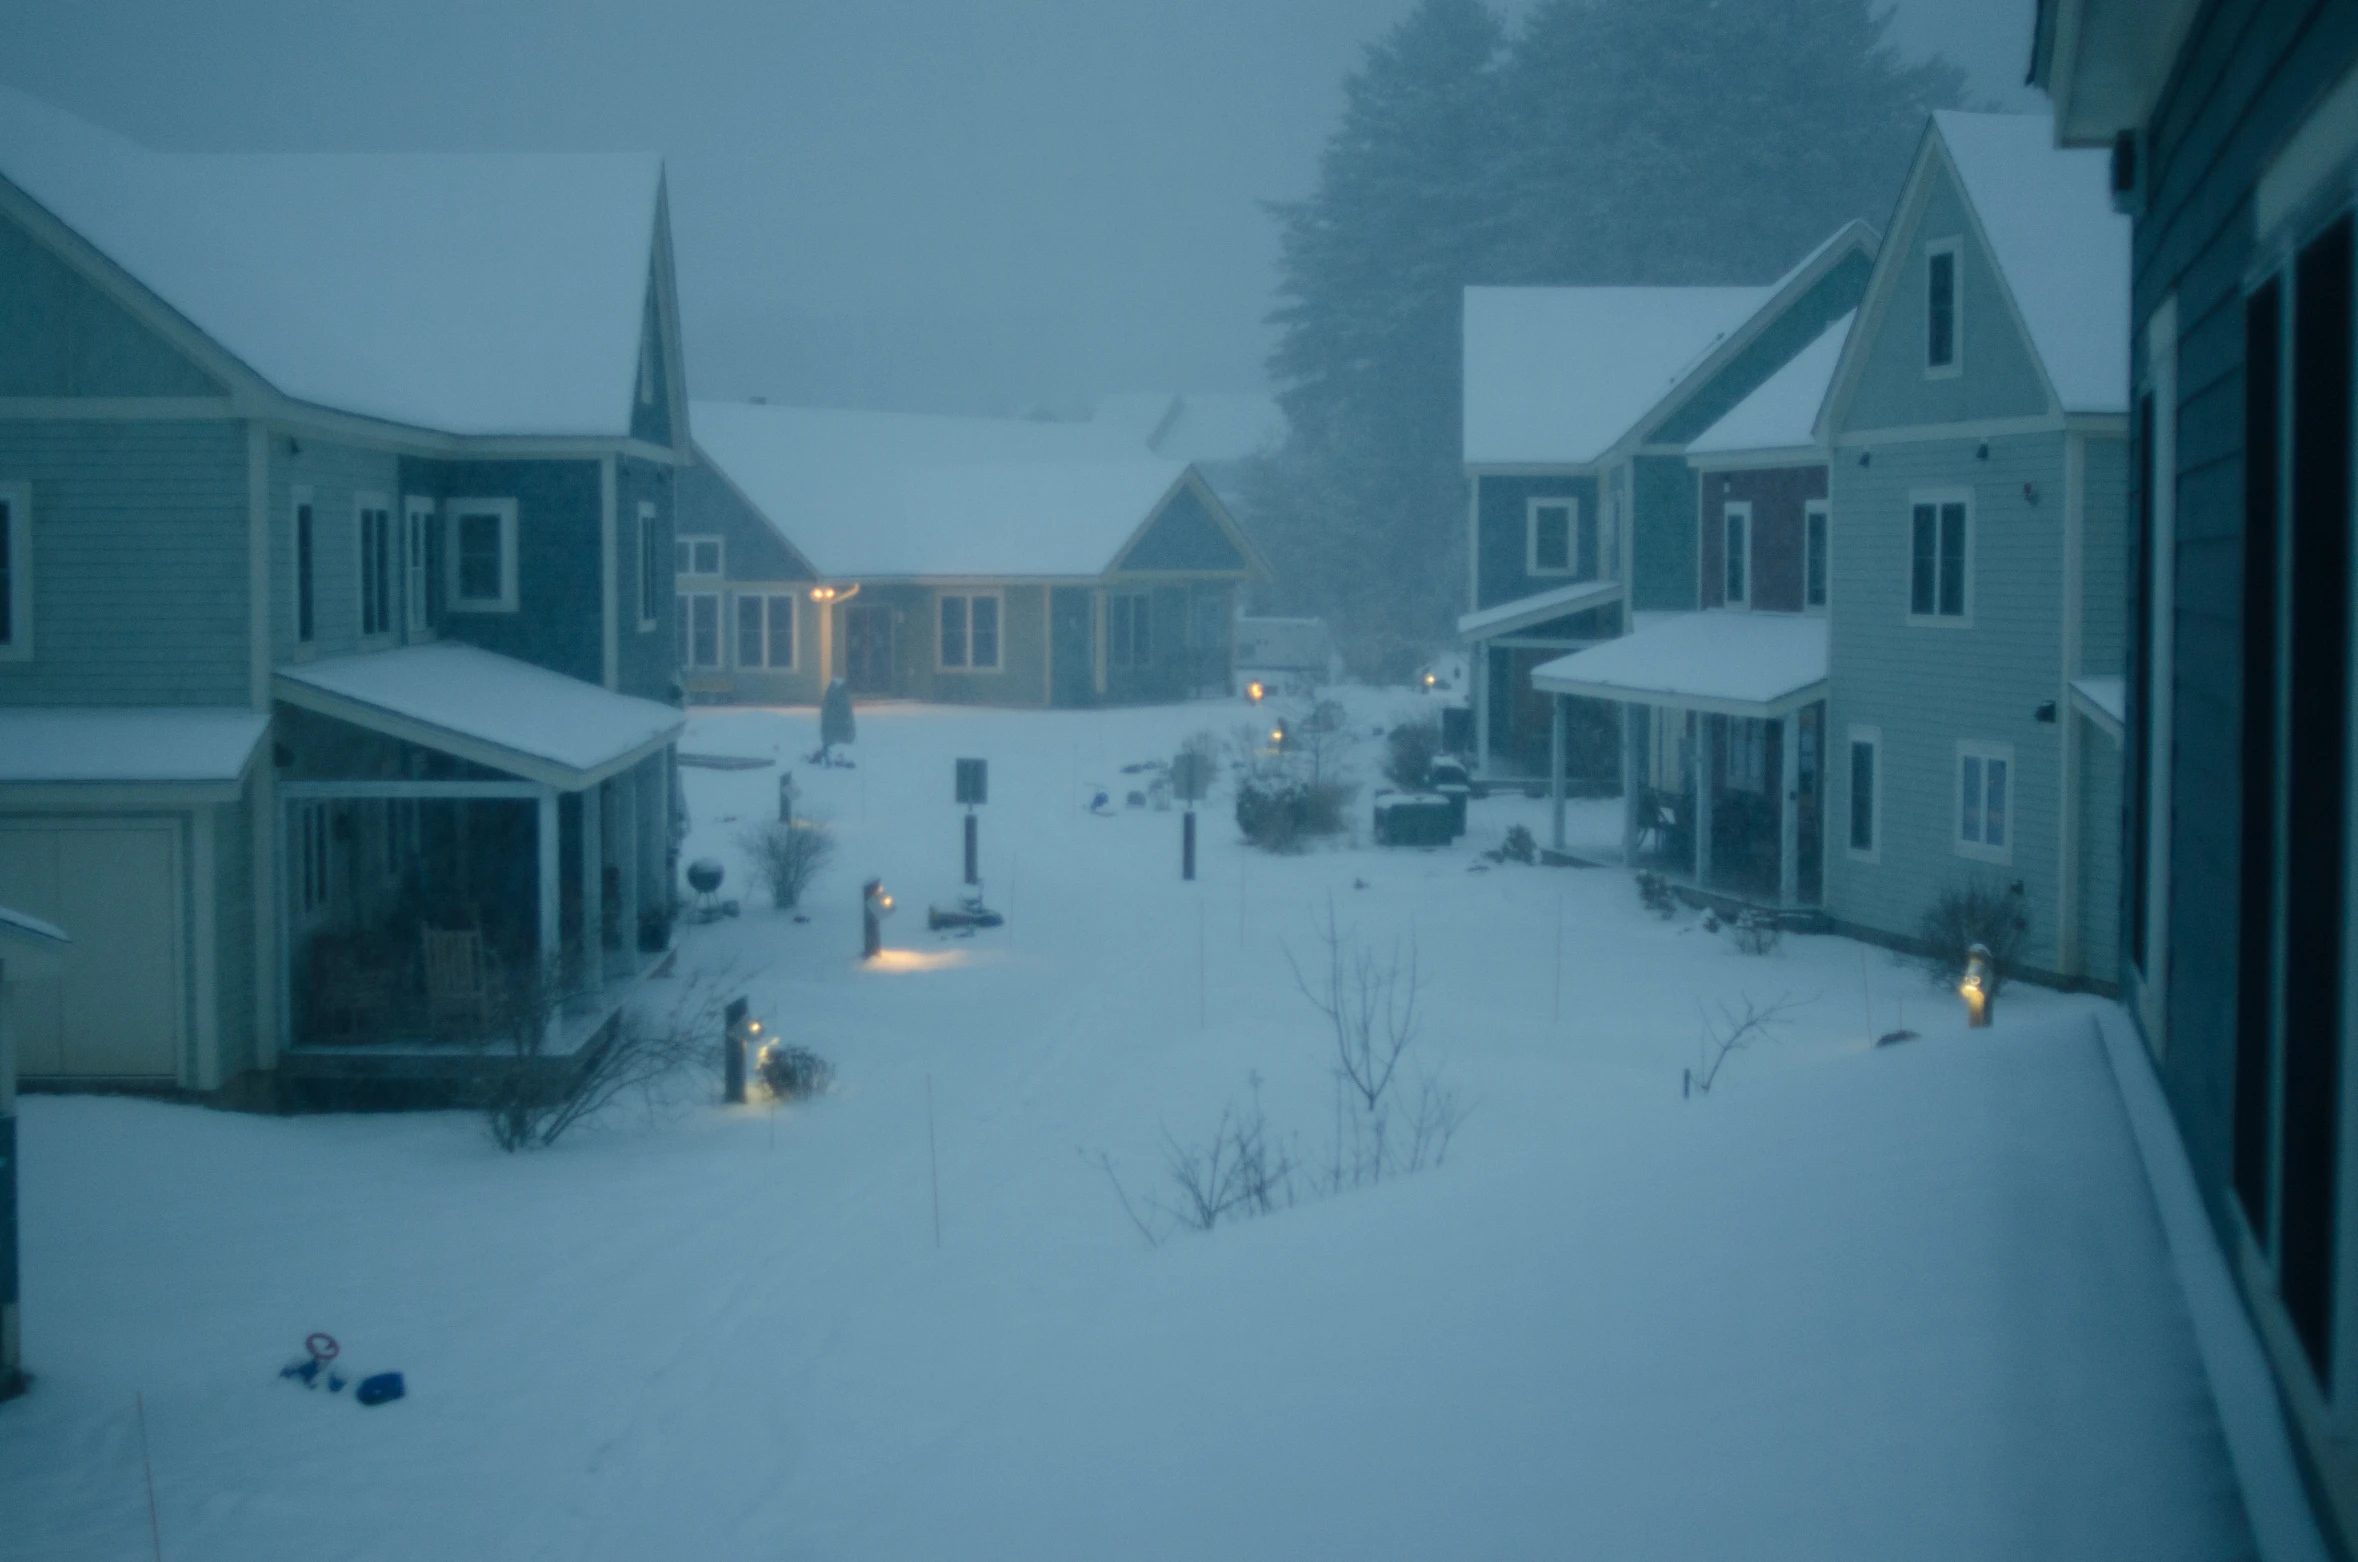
[0,481,30,662]
[353,492,395,644]
[2135,297,2177,1048]
[733,590,798,672]
[1804,499,1830,613]
[2259,62,2358,238]
[401,495,435,640]
[1721,500,1753,609]
[1846,725,1882,862]
[1465,474,1481,620]
[190,804,219,1090]
[290,485,317,650]
[674,533,724,580]
[2058,431,2086,976]
[1925,235,1965,379]
[1905,486,1975,627]
[445,496,519,613]
[636,500,661,631]
[1526,495,1581,578]
[270,676,678,793]
[1954,738,2017,863]
[937,588,1006,672]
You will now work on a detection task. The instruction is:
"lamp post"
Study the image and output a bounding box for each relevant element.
[955,759,987,886]
[1960,942,1993,1028]
[723,996,751,1104]
[862,878,894,960]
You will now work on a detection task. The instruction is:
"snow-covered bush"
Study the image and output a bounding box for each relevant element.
[738,818,836,909]
[757,1042,833,1100]
[1234,776,1352,853]
[1488,824,1537,865]
[1635,870,1677,918]
[1729,909,1781,956]
[1384,717,1441,790]
[1915,879,2028,1006]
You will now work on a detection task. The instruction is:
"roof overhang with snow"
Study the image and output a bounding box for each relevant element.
[1531,612,1827,720]
[1457,579,1623,643]
[275,644,682,791]
[2030,0,2201,147]
[2070,675,2126,742]
[0,708,268,802]
[0,902,69,983]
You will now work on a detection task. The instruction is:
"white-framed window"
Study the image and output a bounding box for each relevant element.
[1907,490,1971,625]
[296,801,332,915]
[735,591,797,670]
[1527,496,1594,578]
[403,496,435,637]
[1108,591,1151,667]
[1846,726,1881,859]
[1804,500,1829,610]
[292,486,317,647]
[1955,740,2013,861]
[677,591,721,670]
[938,591,1002,671]
[637,501,662,630]
[1926,235,1963,376]
[356,494,394,640]
[1722,501,1752,608]
[446,497,518,612]
[675,535,723,579]
[0,481,30,661]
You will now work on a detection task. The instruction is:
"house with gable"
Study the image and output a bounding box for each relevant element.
[681,402,1268,709]
[1811,110,2129,989]
[1459,224,1875,780]
[0,91,689,1100]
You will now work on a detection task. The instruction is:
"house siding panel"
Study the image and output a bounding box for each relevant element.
[1473,472,1595,610]
[0,419,250,705]
[1632,455,1698,612]
[398,457,603,686]
[275,437,402,666]
[1652,252,1876,444]
[614,454,680,700]
[1699,464,1827,612]
[0,210,223,398]
[1116,483,1246,573]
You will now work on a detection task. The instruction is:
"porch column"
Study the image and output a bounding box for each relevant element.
[1621,703,1644,864]
[536,788,561,981]
[1472,645,1491,780]
[1778,710,1802,907]
[579,782,605,992]
[615,765,641,979]
[1548,695,1567,853]
[1694,713,1715,890]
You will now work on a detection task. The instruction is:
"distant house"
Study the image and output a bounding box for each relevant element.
[1459,224,1875,778]
[2036,0,2358,1544]
[683,403,1268,709]
[1812,110,2129,988]
[0,91,687,1098]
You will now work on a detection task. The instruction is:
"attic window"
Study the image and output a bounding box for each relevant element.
[1926,238,1962,375]
[446,498,519,613]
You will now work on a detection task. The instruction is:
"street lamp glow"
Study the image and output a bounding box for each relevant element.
[1245,680,1265,703]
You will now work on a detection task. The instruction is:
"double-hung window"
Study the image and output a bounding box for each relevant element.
[1109,592,1151,667]
[0,481,28,661]
[1722,501,1751,608]
[1926,237,1962,375]
[294,490,317,646]
[735,592,796,669]
[1908,493,1970,622]
[1805,501,1829,609]
[638,502,662,630]
[1528,497,1597,579]
[1846,727,1880,858]
[446,498,518,612]
[1955,741,2012,861]
[675,536,722,579]
[677,591,721,669]
[403,497,435,636]
[939,592,1001,671]
[357,496,394,639]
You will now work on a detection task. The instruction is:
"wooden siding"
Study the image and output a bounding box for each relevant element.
[1652,251,1876,444]
[1699,464,1828,612]
[0,208,223,398]
[1825,432,2078,975]
[1631,455,1699,612]
[398,456,604,686]
[614,455,679,700]
[2080,435,2132,675]
[628,282,675,449]
[1839,162,2055,434]
[1116,482,1247,573]
[0,420,252,705]
[1472,472,1596,610]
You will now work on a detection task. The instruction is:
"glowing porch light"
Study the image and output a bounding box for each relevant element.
[1959,943,1992,1029]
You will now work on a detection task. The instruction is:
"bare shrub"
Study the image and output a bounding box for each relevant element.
[1685,993,1806,1098]
[478,961,724,1151]
[1729,909,1782,956]
[1916,879,2029,1002]
[1636,869,1678,919]
[738,817,836,909]
[1085,1077,1297,1246]
[757,1042,834,1099]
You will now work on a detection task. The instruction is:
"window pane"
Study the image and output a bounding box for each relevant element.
[1849,741,1874,850]
[1806,511,1827,606]
[767,595,794,668]
[1928,250,1955,367]
[1725,512,1746,602]
[1910,505,1936,615]
[941,595,967,667]
[691,594,719,667]
[1961,755,1983,842]
[973,595,1000,668]
[1109,596,1132,666]
[1534,506,1570,570]
[1985,758,2007,847]
[458,512,503,601]
[675,540,691,574]
[737,596,764,668]
[1939,503,1967,616]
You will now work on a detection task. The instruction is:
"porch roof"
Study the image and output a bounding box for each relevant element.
[0,707,267,790]
[1531,611,1827,719]
[1457,578,1623,641]
[2071,674,2125,742]
[275,644,682,790]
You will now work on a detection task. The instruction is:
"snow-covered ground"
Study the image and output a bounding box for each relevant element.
[2,692,2261,1559]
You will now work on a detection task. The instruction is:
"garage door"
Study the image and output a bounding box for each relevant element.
[0,821,183,1079]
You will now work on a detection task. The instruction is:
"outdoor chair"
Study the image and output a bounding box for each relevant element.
[423,926,499,1037]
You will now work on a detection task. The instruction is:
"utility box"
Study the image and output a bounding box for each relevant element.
[955,758,988,806]
[1373,792,1456,848]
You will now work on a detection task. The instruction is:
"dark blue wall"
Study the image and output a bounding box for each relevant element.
[1473,472,1596,611]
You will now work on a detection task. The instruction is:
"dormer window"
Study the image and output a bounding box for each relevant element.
[1926,237,1962,375]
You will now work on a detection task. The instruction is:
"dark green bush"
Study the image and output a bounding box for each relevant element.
[1916,879,2029,999]
[1384,718,1442,790]
[1236,776,1353,853]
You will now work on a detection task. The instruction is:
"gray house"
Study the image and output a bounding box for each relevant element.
[1459,224,1875,778]
[1814,110,2130,989]
[0,91,687,1099]
[682,403,1267,709]
[2036,0,2358,1546]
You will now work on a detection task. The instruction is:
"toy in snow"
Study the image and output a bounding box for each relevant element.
[355,1372,405,1407]
[684,858,741,924]
[927,889,1005,933]
[1086,786,1113,815]
[280,1332,348,1393]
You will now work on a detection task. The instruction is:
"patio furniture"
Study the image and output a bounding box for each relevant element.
[308,933,398,1043]
[423,926,498,1036]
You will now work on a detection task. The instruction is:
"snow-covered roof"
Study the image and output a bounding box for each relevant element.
[1457,578,1623,641]
[1463,285,1771,466]
[0,707,268,786]
[1689,313,1853,460]
[0,89,662,437]
[693,403,1193,579]
[275,644,681,787]
[1532,611,1827,717]
[1095,392,1285,463]
[2071,675,2126,739]
[1935,111,2129,415]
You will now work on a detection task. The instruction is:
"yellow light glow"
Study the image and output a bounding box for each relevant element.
[1246,681,1264,703]
[748,1021,762,1035]
[1423,673,1436,688]
[1270,729,1284,744]
[859,948,974,974]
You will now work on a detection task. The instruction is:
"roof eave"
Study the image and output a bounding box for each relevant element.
[2031,0,2201,146]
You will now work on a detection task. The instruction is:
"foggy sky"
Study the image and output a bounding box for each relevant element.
[2,0,2038,416]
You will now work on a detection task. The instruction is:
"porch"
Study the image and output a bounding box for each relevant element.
[272,644,684,1090]
[1532,612,1828,910]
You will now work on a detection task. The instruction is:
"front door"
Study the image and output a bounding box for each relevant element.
[844,603,894,695]
[1050,588,1095,707]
